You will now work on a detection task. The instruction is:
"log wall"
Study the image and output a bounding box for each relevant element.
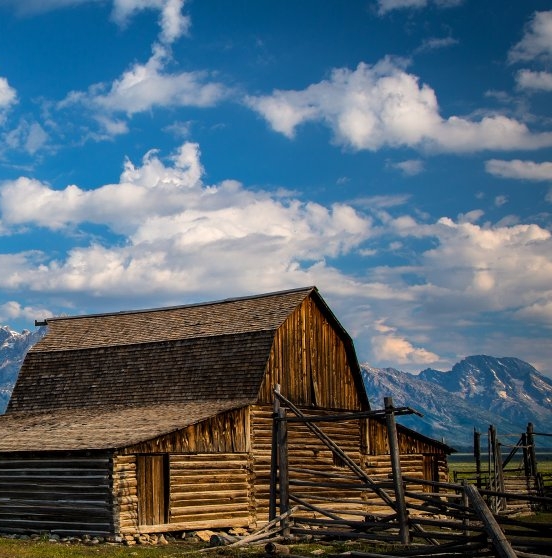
[0,453,114,536]
[112,454,138,534]
[168,453,252,530]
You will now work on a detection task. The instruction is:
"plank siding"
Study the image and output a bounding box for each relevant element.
[121,408,249,455]
[0,454,114,536]
[259,298,364,410]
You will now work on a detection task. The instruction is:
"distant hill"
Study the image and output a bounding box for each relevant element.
[362,356,552,450]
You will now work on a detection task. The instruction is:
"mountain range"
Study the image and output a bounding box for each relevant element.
[362,356,552,450]
[0,325,551,451]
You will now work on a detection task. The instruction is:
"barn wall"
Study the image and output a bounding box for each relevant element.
[0,453,114,536]
[168,453,252,530]
[121,408,250,455]
[258,297,364,410]
[112,454,138,534]
[113,452,252,534]
[249,405,385,520]
[365,418,449,484]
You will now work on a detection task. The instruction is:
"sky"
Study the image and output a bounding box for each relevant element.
[0,0,551,377]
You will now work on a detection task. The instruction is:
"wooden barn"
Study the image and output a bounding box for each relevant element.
[0,286,452,537]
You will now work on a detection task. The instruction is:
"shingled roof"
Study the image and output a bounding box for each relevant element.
[0,286,350,452]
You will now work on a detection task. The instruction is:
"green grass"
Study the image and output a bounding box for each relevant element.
[0,538,395,558]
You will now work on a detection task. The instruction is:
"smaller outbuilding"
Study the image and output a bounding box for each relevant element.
[0,286,452,536]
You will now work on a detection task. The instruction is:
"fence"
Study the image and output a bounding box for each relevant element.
[268,387,552,558]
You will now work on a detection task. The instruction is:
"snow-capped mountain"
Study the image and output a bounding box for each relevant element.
[362,357,552,450]
[0,326,46,413]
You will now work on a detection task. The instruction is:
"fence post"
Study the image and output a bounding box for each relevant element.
[474,428,482,490]
[277,406,290,537]
[489,425,506,511]
[269,384,281,521]
[527,423,538,477]
[384,396,410,544]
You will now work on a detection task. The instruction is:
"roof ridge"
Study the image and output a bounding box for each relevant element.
[39,285,316,323]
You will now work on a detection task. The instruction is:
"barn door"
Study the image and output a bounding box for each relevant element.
[137,455,169,525]
[422,454,439,492]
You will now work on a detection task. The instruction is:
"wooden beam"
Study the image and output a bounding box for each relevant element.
[464,484,518,558]
[384,397,410,545]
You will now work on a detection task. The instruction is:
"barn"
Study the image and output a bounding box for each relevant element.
[0,286,452,537]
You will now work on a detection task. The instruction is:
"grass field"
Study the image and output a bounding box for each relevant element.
[448,450,552,476]
[0,537,386,558]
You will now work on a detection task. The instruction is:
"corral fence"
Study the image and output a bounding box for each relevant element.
[453,425,552,512]
[268,387,552,558]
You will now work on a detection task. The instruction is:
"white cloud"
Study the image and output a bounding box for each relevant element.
[0,76,17,123]
[60,44,227,122]
[246,59,552,153]
[0,301,52,324]
[377,0,462,16]
[509,11,552,63]
[415,36,458,54]
[1,141,552,374]
[418,218,552,315]
[516,69,552,92]
[111,0,190,44]
[0,141,374,298]
[372,323,440,365]
[0,0,189,44]
[390,159,424,176]
[485,159,552,181]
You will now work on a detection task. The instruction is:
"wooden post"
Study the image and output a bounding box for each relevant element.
[522,432,530,478]
[474,428,482,490]
[269,385,281,521]
[464,484,517,558]
[489,425,506,511]
[527,422,538,477]
[277,407,290,537]
[384,396,410,544]
[461,480,470,537]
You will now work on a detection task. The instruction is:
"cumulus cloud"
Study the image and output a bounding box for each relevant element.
[509,11,552,63]
[485,159,552,181]
[60,44,227,124]
[1,141,552,372]
[246,59,552,153]
[0,301,53,324]
[416,218,552,316]
[516,69,552,92]
[376,0,463,16]
[372,321,439,365]
[0,141,373,299]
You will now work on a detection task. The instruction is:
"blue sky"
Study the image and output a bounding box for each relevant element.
[0,0,551,376]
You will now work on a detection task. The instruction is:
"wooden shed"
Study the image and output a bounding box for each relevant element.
[0,286,452,537]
